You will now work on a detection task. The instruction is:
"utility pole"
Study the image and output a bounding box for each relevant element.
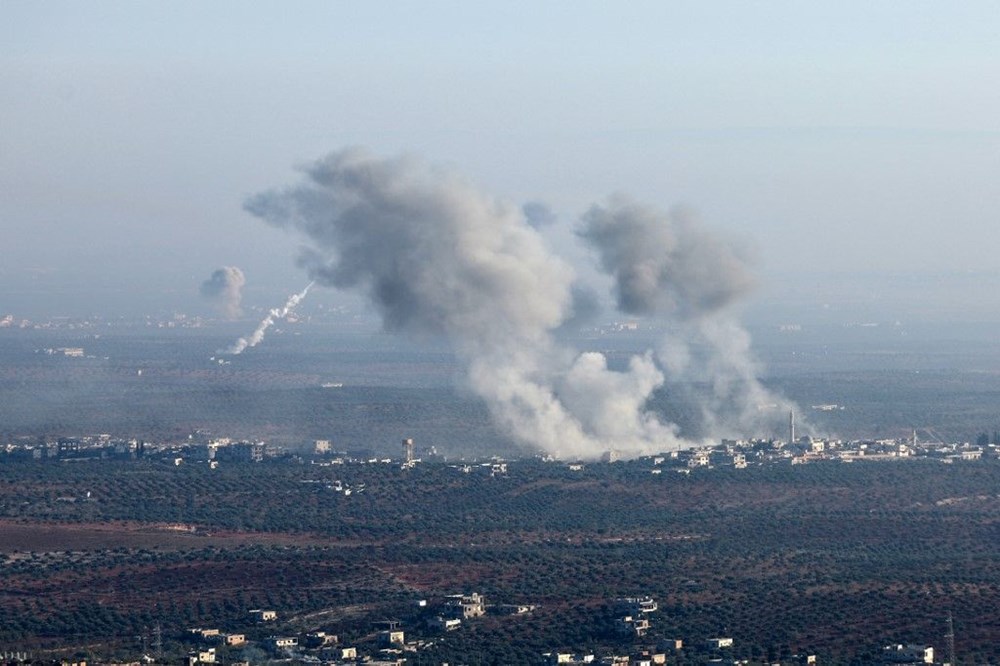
[945,611,956,666]
[153,622,162,662]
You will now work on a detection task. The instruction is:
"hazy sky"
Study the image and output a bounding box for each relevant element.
[2,1,999,317]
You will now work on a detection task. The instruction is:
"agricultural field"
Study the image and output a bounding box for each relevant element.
[2,457,1000,664]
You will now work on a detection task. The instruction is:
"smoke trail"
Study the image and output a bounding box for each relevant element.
[245,148,685,458]
[579,198,800,441]
[200,266,246,319]
[223,282,313,355]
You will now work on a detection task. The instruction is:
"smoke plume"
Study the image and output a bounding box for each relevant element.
[245,148,799,457]
[579,198,755,318]
[579,198,798,440]
[223,282,313,355]
[522,201,557,228]
[200,266,246,319]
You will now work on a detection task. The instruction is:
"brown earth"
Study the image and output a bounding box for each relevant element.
[0,519,332,553]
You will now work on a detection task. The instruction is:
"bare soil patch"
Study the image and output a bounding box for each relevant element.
[0,519,329,552]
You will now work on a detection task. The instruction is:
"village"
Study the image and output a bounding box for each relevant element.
[1,422,995,472]
[2,594,945,666]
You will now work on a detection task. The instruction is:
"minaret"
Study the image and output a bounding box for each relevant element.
[402,438,414,465]
[789,411,795,445]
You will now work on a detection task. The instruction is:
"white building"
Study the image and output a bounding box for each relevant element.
[269,637,298,649]
[882,644,933,664]
[430,616,461,631]
[249,609,277,622]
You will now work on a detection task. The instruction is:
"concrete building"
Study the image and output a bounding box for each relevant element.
[303,631,337,648]
[249,609,277,622]
[446,592,486,618]
[188,628,219,640]
[269,637,298,650]
[616,615,649,637]
[186,648,215,665]
[379,630,405,646]
[219,441,265,463]
[430,616,461,631]
[499,603,536,615]
[544,653,595,665]
[616,596,657,614]
[688,451,710,467]
[882,644,933,664]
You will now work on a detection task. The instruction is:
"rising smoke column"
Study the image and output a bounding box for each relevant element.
[200,266,246,319]
[244,148,684,458]
[579,197,800,440]
[223,282,313,355]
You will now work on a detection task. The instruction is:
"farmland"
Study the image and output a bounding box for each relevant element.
[2,457,1000,664]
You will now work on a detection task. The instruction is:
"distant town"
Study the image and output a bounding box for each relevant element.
[2,423,993,469]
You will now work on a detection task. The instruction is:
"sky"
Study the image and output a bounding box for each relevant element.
[2,1,999,319]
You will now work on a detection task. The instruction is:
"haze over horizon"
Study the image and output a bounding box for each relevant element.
[3,2,999,322]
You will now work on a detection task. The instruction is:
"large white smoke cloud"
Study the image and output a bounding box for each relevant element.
[245,148,799,458]
[200,266,246,319]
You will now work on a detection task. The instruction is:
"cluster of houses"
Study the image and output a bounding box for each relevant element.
[613,596,658,639]
[542,649,669,665]
[541,596,940,666]
[540,642,938,666]
[179,593,522,666]
[26,608,750,666]
[626,435,998,471]
[185,611,362,666]
[1,597,941,666]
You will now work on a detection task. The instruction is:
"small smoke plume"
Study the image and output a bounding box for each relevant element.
[223,282,313,355]
[200,266,246,319]
[245,148,799,457]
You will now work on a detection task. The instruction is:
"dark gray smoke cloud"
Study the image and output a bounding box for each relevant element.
[245,148,683,458]
[246,150,570,339]
[200,266,246,319]
[246,148,802,457]
[522,201,557,228]
[579,197,755,318]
